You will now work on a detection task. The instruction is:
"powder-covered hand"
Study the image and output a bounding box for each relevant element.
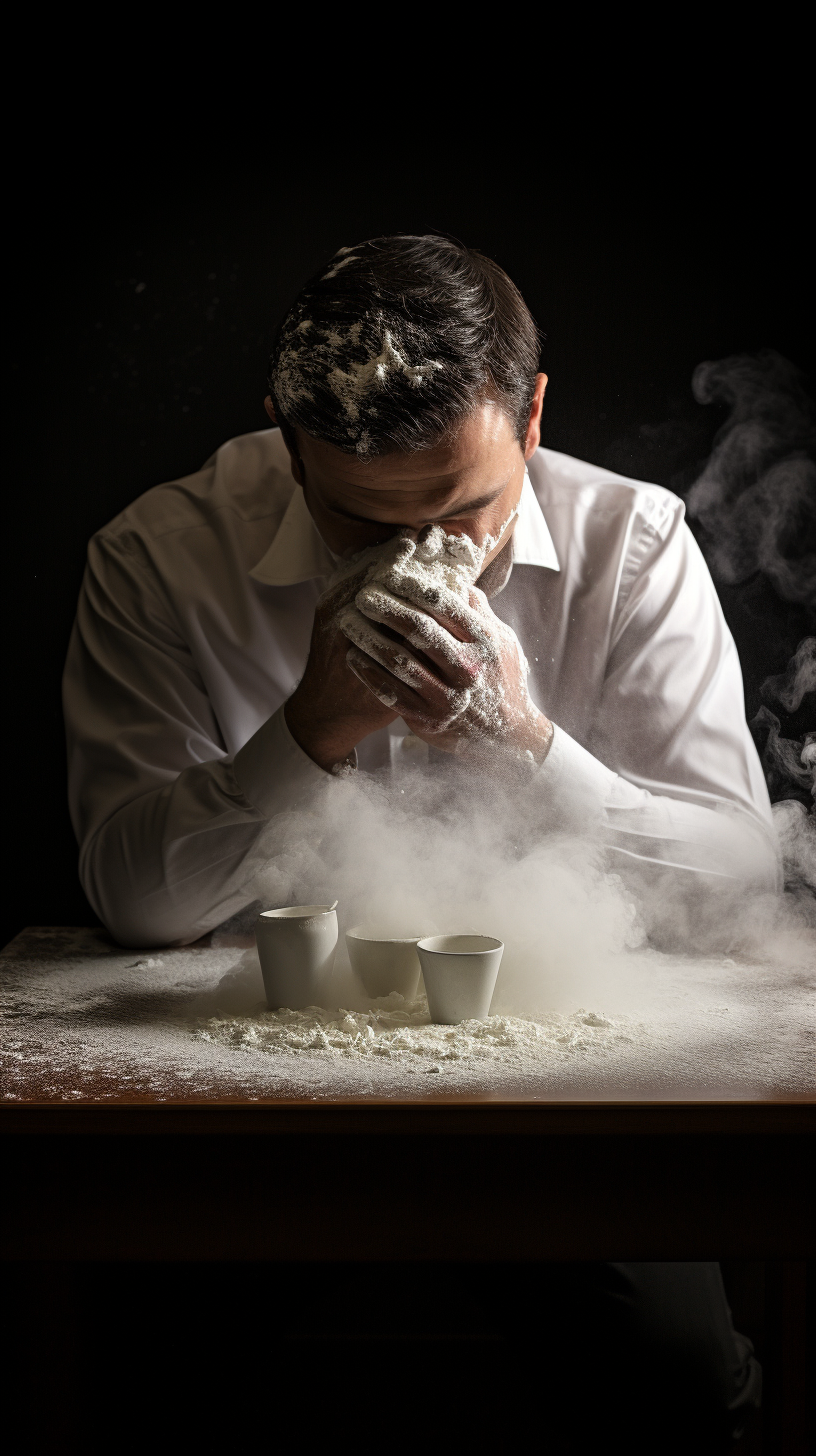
[284,569,399,772]
[338,568,554,764]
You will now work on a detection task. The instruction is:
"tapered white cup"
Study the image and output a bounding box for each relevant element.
[346,929,423,1000]
[255,905,338,1010]
[416,934,504,1024]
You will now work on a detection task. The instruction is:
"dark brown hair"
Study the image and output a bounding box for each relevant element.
[268,235,540,458]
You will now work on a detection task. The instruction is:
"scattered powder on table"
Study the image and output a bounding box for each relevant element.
[3,929,814,1097]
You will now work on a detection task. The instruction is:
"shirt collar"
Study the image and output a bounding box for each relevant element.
[249,487,336,586]
[511,471,560,571]
[249,468,559,587]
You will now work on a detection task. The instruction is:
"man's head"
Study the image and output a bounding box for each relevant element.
[265,235,546,567]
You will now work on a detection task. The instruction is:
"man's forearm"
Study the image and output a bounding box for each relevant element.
[80,708,332,945]
[537,726,780,912]
[80,761,273,945]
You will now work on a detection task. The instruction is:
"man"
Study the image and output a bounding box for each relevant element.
[65,234,776,949]
[64,236,765,1451]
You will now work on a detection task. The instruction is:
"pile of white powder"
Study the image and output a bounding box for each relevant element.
[194,991,629,1074]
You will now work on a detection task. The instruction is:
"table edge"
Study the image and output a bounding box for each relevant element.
[2,1098,815,1136]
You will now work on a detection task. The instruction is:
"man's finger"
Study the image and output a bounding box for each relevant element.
[316,567,371,620]
[339,606,469,714]
[346,648,468,736]
[354,585,484,688]
[345,647,424,714]
[319,534,410,616]
[378,567,483,637]
[368,568,497,654]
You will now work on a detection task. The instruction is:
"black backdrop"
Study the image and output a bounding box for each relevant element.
[6,128,814,950]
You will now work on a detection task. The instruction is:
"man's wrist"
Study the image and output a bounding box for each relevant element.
[284,699,358,774]
[531,712,554,765]
[507,708,553,766]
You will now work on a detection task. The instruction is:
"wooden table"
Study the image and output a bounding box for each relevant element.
[1,925,813,1261]
[2,928,813,1452]
[2,1097,814,1263]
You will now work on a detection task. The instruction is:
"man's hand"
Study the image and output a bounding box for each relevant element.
[337,572,554,764]
[285,572,399,772]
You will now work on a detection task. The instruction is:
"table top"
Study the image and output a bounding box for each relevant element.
[1,926,814,1123]
[3,931,813,1268]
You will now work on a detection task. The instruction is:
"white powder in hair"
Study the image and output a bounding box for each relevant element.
[273,338,315,413]
[325,329,442,422]
[321,247,358,281]
[273,319,443,438]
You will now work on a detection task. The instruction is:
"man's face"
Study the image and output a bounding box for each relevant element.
[266,374,547,569]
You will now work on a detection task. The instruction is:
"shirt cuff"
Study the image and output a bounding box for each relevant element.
[537,724,619,799]
[232,704,332,818]
[532,724,632,832]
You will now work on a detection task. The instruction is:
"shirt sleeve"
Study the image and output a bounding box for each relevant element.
[539,502,780,897]
[63,526,329,946]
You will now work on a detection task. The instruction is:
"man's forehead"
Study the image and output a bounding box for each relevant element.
[294,401,516,494]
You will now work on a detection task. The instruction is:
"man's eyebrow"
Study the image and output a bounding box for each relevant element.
[432,487,505,521]
[322,484,508,526]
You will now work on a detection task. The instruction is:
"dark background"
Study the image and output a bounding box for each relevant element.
[5,113,814,951]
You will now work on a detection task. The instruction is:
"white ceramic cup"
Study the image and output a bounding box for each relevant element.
[416,934,504,1025]
[255,905,338,1010]
[345,929,423,1000]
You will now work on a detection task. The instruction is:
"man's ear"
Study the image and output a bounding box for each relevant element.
[524,373,548,459]
[265,396,304,485]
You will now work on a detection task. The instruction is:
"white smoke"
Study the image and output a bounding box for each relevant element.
[685,351,816,605]
[683,354,815,905]
[772,798,816,899]
[753,637,816,901]
[761,635,816,713]
[212,758,816,1018]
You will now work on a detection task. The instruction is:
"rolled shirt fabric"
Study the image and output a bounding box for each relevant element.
[63,428,778,945]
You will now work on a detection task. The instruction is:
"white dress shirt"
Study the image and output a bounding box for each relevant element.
[63,428,778,946]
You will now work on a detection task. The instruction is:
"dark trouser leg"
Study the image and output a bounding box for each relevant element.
[522,1262,761,1453]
